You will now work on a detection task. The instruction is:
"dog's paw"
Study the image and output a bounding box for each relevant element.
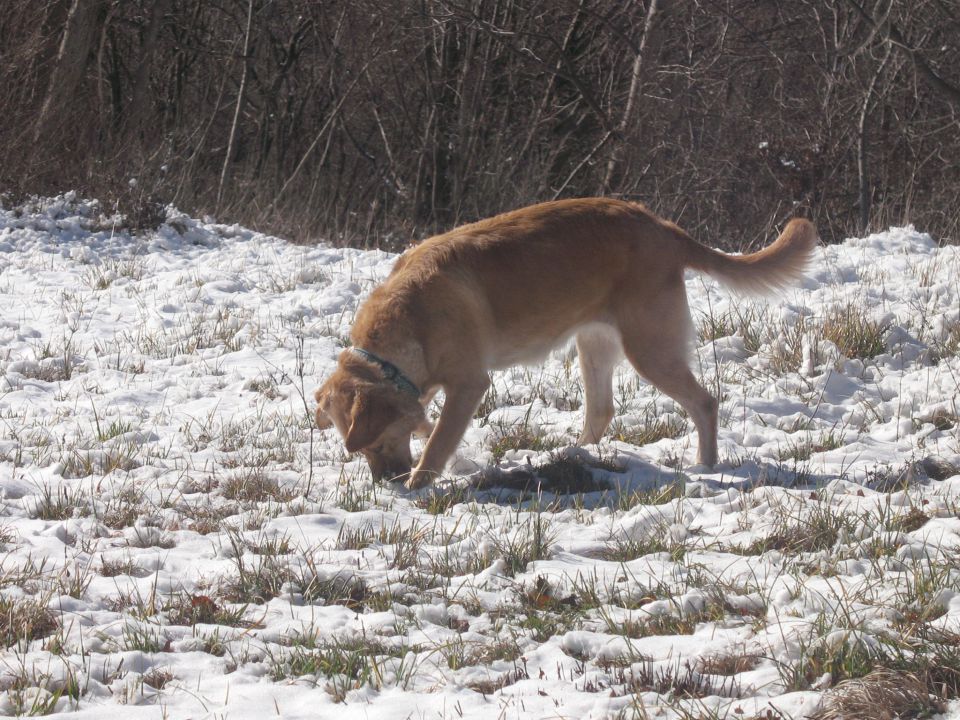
[405,470,434,490]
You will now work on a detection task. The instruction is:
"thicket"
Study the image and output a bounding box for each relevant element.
[2,0,958,249]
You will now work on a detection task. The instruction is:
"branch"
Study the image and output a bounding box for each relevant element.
[844,0,960,108]
[216,0,255,213]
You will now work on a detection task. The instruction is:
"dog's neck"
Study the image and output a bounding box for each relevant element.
[350,344,425,395]
[350,282,433,393]
[350,332,428,393]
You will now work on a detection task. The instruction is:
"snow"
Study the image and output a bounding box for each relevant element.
[1,195,960,718]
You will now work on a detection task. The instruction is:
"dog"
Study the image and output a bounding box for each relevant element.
[315,198,817,489]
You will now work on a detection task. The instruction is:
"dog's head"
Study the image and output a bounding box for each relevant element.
[314,360,427,482]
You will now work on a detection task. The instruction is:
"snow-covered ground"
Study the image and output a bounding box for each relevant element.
[2,194,960,719]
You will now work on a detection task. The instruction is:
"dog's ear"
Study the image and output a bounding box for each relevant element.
[344,387,400,452]
[314,387,334,430]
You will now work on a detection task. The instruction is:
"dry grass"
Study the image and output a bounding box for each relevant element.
[810,668,944,720]
[821,304,889,360]
[0,595,58,648]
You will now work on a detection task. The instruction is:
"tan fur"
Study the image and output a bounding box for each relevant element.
[315,198,818,488]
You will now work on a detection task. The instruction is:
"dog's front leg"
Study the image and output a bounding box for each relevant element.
[406,378,489,489]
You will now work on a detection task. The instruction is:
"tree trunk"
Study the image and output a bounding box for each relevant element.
[602,0,658,194]
[217,0,255,213]
[33,0,103,146]
[124,0,172,141]
[857,43,891,233]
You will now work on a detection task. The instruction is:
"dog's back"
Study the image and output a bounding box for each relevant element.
[375,198,815,351]
[370,199,681,366]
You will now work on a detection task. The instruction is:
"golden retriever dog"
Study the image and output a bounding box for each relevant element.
[315,198,817,489]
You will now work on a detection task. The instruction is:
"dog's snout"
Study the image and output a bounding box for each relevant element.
[380,466,411,484]
[365,453,411,483]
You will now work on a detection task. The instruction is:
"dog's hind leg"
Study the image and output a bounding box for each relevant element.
[575,324,623,445]
[617,286,718,467]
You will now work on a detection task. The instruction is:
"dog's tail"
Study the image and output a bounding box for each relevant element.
[682,218,818,295]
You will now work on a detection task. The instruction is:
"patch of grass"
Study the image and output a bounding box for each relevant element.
[0,555,53,592]
[269,634,419,701]
[28,483,87,520]
[200,629,229,657]
[776,429,845,461]
[491,513,556,576]
[271,639,369,682]
[334,468,378,511]
[888,507,930,533]
[99,556,141,577]
[885,636,960,700]
[336,519,428,571]
[220,469,294,504]
[246,533,294,556]
[56,561,94,599]
[21,331,83,382]
[95,418,135,443]
[96,485,145,529]
[244,374,282,400]
[608,658,743,699]
[821,304,889,360]
[463,660,530,695]
[601,586,762,640]
[163,592,250,627]
[810,668,945,720]
[335,524,376,550]
[601,522,685,562]
[142,667,174,690]
[136,306,250,358]
[738,498,860,556]
[615,481,685,511]
[387,526,428,571]
[892,558,957,629]
[612,612,700,639]
[60,446,141,479]
[516,576,586,641]
[3,660,84,715]
[766,312,815,375]
[777,627,878,692]
[698,651,760,675]
[611,414,688,447]
[177,500,239,535]
[932,319,960,361]
[414,484,472,514]
[122,622,169,653]
[83,259,145,291]
[697,305,767,354]
[298,571,371,612]
[488,419,565,461]
[423,544,491,578]
[0,595,58,648]
[221,538,293,604]
[438,633,522,671]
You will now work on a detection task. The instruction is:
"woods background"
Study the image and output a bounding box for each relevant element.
[2,0,958,250]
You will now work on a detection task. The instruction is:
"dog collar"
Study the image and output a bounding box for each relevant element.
[348,347,422,398]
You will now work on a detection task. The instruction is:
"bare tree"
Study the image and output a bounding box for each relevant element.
[2,0,958,246]
[33,0,103,146]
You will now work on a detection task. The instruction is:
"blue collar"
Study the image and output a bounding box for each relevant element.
[348,347,422,398]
